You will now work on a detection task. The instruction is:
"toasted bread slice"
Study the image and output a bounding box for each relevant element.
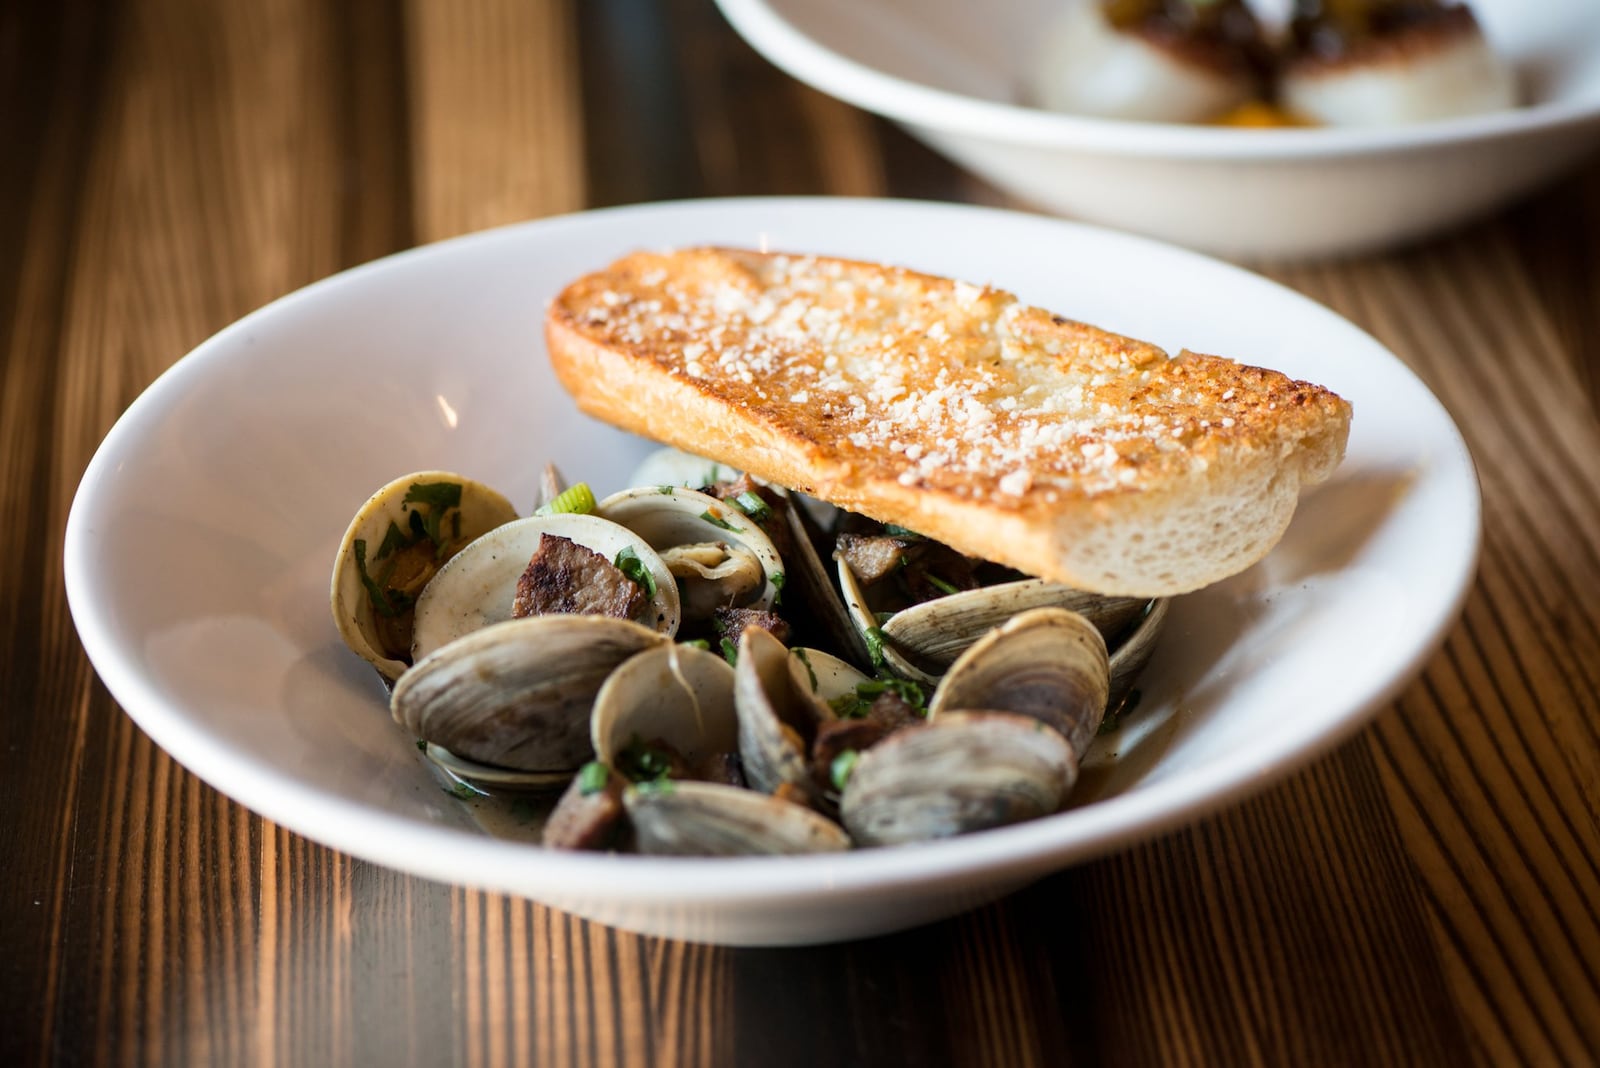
[546,248,1351,596]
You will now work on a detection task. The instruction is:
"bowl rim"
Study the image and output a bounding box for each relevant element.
[63,195,1482,912]
[715,0,1600,159]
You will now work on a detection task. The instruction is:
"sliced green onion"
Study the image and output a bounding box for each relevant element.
[534,481,596,516]
[613,546,658,597]
[829,750,861,792]
[731,491,772,523]
[699,509,741,532]
[924,573,961,596]
[863,626,887,669]
[577,761,610,795]
[681,638,711,651]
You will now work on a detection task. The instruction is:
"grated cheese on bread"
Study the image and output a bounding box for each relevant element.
[545,248,1351,597]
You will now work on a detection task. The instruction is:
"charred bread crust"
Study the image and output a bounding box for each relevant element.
[546,248,1351,597]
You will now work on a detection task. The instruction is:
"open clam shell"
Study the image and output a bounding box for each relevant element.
[591,643,738,771]
[422,743,573,794]
[733,628,838,806]
[410,513,679,662]
[1108,597,1169,713]
[330,471,517,680]
[836,555,1143,687]
[928,607,1110,759]
[596,486,784,617]
[392,614,669,774]
[839,711,1078,847]
[624,781,851,856]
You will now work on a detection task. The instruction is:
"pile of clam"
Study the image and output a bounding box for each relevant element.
[330,449,1167,855]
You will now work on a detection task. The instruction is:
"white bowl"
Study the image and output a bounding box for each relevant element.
[715,0,1600,258]
[65,198,1479,945]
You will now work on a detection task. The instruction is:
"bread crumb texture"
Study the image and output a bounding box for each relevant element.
[548,248,1352,595]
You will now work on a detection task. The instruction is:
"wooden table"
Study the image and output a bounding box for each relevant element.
[6,1,1599,1064]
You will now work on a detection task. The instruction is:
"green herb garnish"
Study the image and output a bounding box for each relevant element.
[770,570,786,605]
[577,761,610,795]
[792,647,818,692]
[403,481,463,556]
[534,482,596,516]
[613,546,658,597]
[415,738,428,752]
[353,538,400,617]
[445,780,480,800]
[863,626,887,669]
[829,692,871,718]
[829,750,861,792]
[731,491,772,523]
[699,509,741,533]
[630,778,675,798]
[617,740,673,783]
[681,638,711,651]
[720,637,739,665]
[924,573,960,596]
[883,524,923,539]
[855,677,927,713]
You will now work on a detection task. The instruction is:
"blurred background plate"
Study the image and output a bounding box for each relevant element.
[714,0,1600,258]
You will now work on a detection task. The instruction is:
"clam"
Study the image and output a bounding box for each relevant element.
[410,513,680,662]
[590,643,739,773]
[928,607,1111,758]
[392,614,669,779]
[624,780,851,856]
[836,551,1142,686]
[596,486,784,619]
[836,606,1110,846]
[732,628,842,807]
[331,471,518,680]
[1108,596,1169,714]
[838,712,1078,847]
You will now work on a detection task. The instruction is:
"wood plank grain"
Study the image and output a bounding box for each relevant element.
[1267,232,1600,1064]
[404,0,584,241]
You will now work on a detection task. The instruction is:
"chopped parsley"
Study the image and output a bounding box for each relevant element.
[855,677,927,714]
[402,481,463,557]
[924,573,961,596]
[882,524,923,539]
[680,638,711,651]
[353,538,403,618]
[719,636,739,665]
[792,647,818,692]
[617,739,673,783]
[699,509,742,533]
[770,570,786,605]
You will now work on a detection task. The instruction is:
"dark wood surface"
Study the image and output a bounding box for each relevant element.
[5,1,1599,1064]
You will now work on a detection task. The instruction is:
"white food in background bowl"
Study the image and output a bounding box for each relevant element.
[714,0,1600,257]
[1282,9,1517,127]
[1032,0,1255,122]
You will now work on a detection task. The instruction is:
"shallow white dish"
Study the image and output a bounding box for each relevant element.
[715,0,1600,258]
[65,197,1478,945]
